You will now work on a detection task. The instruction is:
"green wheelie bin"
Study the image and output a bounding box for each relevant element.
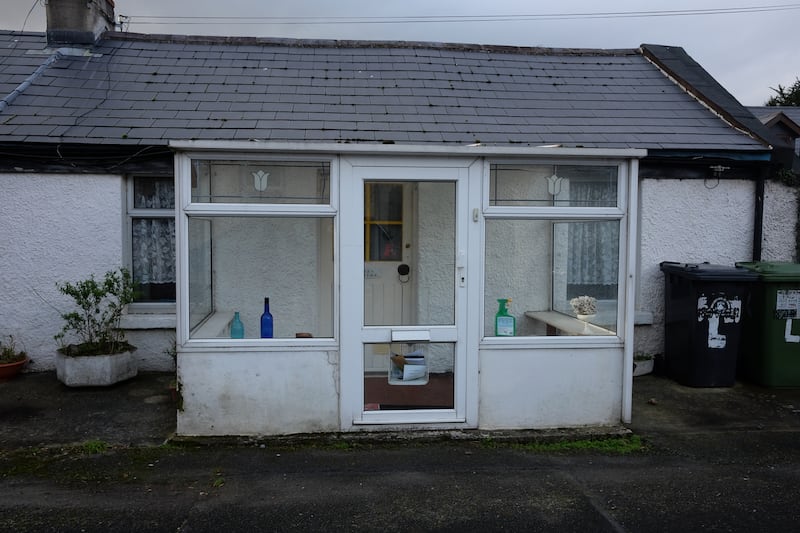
[736,261,800,387]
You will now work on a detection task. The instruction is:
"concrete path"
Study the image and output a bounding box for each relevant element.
[2,371,800,532]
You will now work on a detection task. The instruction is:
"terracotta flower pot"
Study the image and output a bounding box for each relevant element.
[0,356,29,380]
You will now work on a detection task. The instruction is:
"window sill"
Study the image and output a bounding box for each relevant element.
[191,311,234,338]
[119,313,176,330]
[525,311,616,336]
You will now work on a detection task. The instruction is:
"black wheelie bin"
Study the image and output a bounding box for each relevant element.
[660,262,759,387]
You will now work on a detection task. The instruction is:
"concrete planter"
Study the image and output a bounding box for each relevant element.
[634,358,654,377]
[55,350,138,387]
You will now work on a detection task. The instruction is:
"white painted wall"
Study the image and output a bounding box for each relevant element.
[635,177,756,357]
[484,220,552,336]
[415,181,457,373]
[415,181,456,326]
[177,350,340,436]
[209,217,331,339]
[478,346,623,428]
[0,173,174,371]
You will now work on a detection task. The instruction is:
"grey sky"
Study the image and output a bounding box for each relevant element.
[4,0,799,105]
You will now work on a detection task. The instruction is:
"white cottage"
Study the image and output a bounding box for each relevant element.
[1,0,794,436]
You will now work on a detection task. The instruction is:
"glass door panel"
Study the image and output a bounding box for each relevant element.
[364,342,455,411]
[363,179,457,411]
[363,181,456,327]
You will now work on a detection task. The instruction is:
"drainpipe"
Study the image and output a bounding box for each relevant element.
[753,168,765,261]
[621,158,640,424]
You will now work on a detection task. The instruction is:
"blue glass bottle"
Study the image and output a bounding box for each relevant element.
[260,297,274,338]
[230,311,244,339]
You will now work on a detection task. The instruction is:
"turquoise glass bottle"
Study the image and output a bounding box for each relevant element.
[230,311,244,339]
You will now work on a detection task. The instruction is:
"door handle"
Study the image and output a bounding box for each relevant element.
[456,250,466,287]
[398,263,410,283]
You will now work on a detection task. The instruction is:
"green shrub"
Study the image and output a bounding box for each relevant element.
[55,269,137,356]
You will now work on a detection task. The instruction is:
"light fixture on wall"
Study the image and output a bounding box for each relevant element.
[253,170,269,191]
[709,165,730,178]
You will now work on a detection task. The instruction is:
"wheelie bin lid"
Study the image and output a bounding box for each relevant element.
[735,261,800,280]
[659,261,760,281]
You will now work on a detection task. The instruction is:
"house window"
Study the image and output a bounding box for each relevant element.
[185,158,334,340]
[128,176,176,305]
[484,163,623,337]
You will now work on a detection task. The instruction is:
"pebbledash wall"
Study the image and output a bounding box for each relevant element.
[634,177,797,357]
[0,172,175,372]
[762,180,799,262]
[0,171,796,373]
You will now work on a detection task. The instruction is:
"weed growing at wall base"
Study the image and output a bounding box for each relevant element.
[483,435,644,454]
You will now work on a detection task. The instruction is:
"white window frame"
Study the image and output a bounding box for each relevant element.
[125,174,177,315]
[480,158,633,347]
[174,152,339,348]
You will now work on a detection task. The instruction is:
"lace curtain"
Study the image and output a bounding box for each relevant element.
[567,180,618,287]
[132,179,175,286]
[132,218,175,284]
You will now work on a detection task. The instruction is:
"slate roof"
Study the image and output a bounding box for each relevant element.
[748,106,800,134]
[0,32,56,98]
[0,30,768,152]
[747,106,800,172]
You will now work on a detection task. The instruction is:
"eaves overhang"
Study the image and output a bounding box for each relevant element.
[640,149,772,180]
[168,140,647,160]
[646,149,771,162]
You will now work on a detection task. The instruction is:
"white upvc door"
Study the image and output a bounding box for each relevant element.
[339,156,481,429]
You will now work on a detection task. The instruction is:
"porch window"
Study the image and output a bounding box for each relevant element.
[128,176,176,305]
[191,159,329,204]
[484,163,623,337]
[185,159,334,340]
[490,164,617,207]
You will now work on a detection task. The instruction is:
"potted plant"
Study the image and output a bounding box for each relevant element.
[54,268,138,387]
[0,335,29,380]
[570,295,597,320]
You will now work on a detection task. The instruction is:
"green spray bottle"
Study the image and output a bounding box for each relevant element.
[495,298,516,336]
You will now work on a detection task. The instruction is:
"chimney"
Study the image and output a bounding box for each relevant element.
[46,0,116,46]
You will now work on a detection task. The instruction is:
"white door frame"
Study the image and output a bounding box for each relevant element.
[339,155,482,429]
